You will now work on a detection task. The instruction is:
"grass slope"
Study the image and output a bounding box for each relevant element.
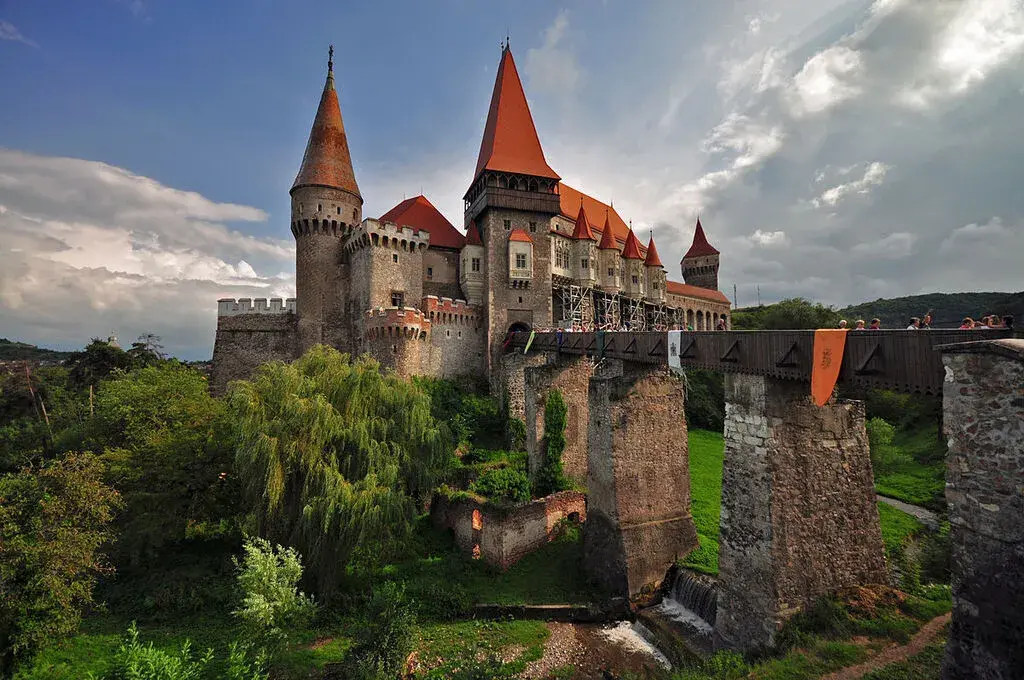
[872,424,947,510]
[683,429,924,576]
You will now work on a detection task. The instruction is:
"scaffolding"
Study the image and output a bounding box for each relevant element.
[647,303,667,331]
[559,284,588,328]
[598,292,620,330]
[622,297,646,331]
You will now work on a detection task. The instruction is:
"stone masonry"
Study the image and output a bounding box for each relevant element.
[210,308,298,395]
[940,339,1024,680]
[715,374,886,652]
[524,354,595,484]
[584,362,698,598]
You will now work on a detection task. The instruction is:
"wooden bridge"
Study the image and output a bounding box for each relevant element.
[507,328,1019,394]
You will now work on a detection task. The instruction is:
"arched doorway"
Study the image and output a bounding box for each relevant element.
[508,322,531,334]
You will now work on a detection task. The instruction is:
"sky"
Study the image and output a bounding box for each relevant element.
[1,0,1023,359]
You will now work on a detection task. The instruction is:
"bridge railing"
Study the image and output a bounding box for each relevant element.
[507,328,1020,394]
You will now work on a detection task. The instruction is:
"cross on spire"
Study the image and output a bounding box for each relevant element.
[328,44,334,73]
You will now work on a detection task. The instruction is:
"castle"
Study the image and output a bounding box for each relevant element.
[211,44,730,394]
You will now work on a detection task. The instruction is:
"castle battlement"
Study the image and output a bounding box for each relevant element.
[343,218,431,254]
[364,306,432,339]
[218,297,297,316]
[422,295,480,325]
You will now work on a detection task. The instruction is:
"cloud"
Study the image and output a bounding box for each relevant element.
[0,150,292,359]
[787,46,864,116]
[851,231,915,258]
[811,162,890,208]
[749,230,787,246]
[0,20,38,48]
[524,10,582,95]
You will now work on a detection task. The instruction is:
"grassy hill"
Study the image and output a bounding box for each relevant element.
[838,291,1023,329]
[0,338,73,363]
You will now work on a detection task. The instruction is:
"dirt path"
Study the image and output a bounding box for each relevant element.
[876,494,940,531]
[822,612,951,680]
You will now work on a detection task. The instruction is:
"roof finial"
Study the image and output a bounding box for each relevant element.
[328,44,334,73]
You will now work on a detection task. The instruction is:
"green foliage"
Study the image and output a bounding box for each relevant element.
[411,376,504,450]
[680,430,724,575]
[869,419,946,510]
[838,290,1024,329]
[470,466,531,504]
[535,389,568,497]
[878,503,924,557]
[232,537,317,654]
[866,417,895,448]
[507,417,526,452]
[861,633,948,680]
[230,347,452,594]
[683,370,724,432]
[86,363,238,565]
[66,339,138,389]
[919,522,951,584]
[863,390,940,431]
[731,298,841,330]
[344,582,416,680]
[224,642,270,680]
[0,338,73,363]
[94,622,213,680]
[0,453,122,675]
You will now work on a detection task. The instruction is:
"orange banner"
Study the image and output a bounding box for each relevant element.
[811,329,848,406]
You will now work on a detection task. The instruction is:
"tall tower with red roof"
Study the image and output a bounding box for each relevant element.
[291,46,363,352]
[464,43,562,378]
[680,218,720,291]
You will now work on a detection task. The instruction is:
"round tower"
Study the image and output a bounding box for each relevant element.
[644,235,666,304]
[291,46,363,352]
[596,212,621,294]
[459,220,486,306]
[680,218,720,291]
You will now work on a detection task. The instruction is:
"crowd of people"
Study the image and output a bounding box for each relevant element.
[530,318,730,333]
[835,312,1014,331]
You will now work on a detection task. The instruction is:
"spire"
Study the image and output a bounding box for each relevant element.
[473,47,560,182]
[465,220,483,247]
[683,217,719,259]
[598,212,619,250]
[571,203,596,240]
[291,46,361,199]
[644,235,663,267]
[622,228,644,260]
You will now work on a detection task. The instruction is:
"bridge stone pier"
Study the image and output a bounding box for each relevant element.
[524,355,606,485]
[714,374,887,652]
[584,362,698,598]
[939,339,1024,680]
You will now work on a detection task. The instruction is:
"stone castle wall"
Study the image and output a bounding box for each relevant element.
[430,490,586,570]
[210,307,298,395]
[524,354,597,484]
[940,341,1024,680]
[423,296,486,379]
[423,248,461,299]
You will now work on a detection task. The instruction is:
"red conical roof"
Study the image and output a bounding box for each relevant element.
[464,220,483,247]
[644,236,663,267]
[598,212,619,250]
[622,228,644,260]
[683,218,719,259]
[380,195,465,249]
[571,204,596,240]
[473,47,560,182]
[292,52,361,198]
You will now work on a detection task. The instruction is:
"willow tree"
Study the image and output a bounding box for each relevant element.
[229,347,451,593]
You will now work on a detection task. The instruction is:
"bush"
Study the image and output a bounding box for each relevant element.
[535,389,568,497]
[470,466,531,504]
[866,417,895,448]
[232,537,317,652]
[344,582,416,680]
[225,641,269,680]
[683,369,725,432]
[508,418,526,452]
[97,622,213,680]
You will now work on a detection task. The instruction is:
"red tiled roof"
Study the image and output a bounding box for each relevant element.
[558,184,638,249]
[571,204,596,241]
[644,236,663,267]
[380,195,465,249]
[509,228,533,243]
[474,47,560,182]
[464,220,483,247]
[597,213,620,251]
[666,280,730,304]
[621,229,644,260]
[292,61,361,198]
[683,218,720,259]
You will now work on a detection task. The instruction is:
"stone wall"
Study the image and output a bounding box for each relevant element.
[430,490,586,570]
[424,296,486,379]
[500,351,548,423]
[524,354,599,484]
[584,363,697,598]
[715,374,886,652]
[210,313,298,395]
[423,248,461,299]
[940,339,1024,680]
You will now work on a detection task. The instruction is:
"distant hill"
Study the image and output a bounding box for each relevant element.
[838,292,1023,329]
[0,338,74,363]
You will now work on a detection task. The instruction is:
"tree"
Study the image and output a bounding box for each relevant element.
[732,297,841,330]
[0,453,122,674]
[535,389,568,497]
[88,363,237,566]
[229,347,452,594]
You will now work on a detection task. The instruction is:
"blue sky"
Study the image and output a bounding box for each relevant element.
[2,0,1024,358]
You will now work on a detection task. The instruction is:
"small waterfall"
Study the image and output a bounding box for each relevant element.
[668,571,718,627]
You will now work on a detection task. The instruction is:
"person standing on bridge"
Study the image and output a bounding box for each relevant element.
[869,318,881,330]
[854,319,866,330]
[838,319,848,329]
[907,317,921,330]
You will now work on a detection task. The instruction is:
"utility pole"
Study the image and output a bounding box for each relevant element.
[757,285,761,307]
[733,283,738,309]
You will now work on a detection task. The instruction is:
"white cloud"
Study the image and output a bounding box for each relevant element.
[787,46,864,116]
[525,10,582,95]
[0,150,292,358]
[0,20,37,48]
[851,231,915,258]
[750,229,787,246]
[811,162,890,208]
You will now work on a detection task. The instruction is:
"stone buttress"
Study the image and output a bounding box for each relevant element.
[523,354,595,485]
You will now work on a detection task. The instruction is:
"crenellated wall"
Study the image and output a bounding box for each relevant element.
[210,305,299,395]
[362,306,430,377]
[423,296,486,379]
